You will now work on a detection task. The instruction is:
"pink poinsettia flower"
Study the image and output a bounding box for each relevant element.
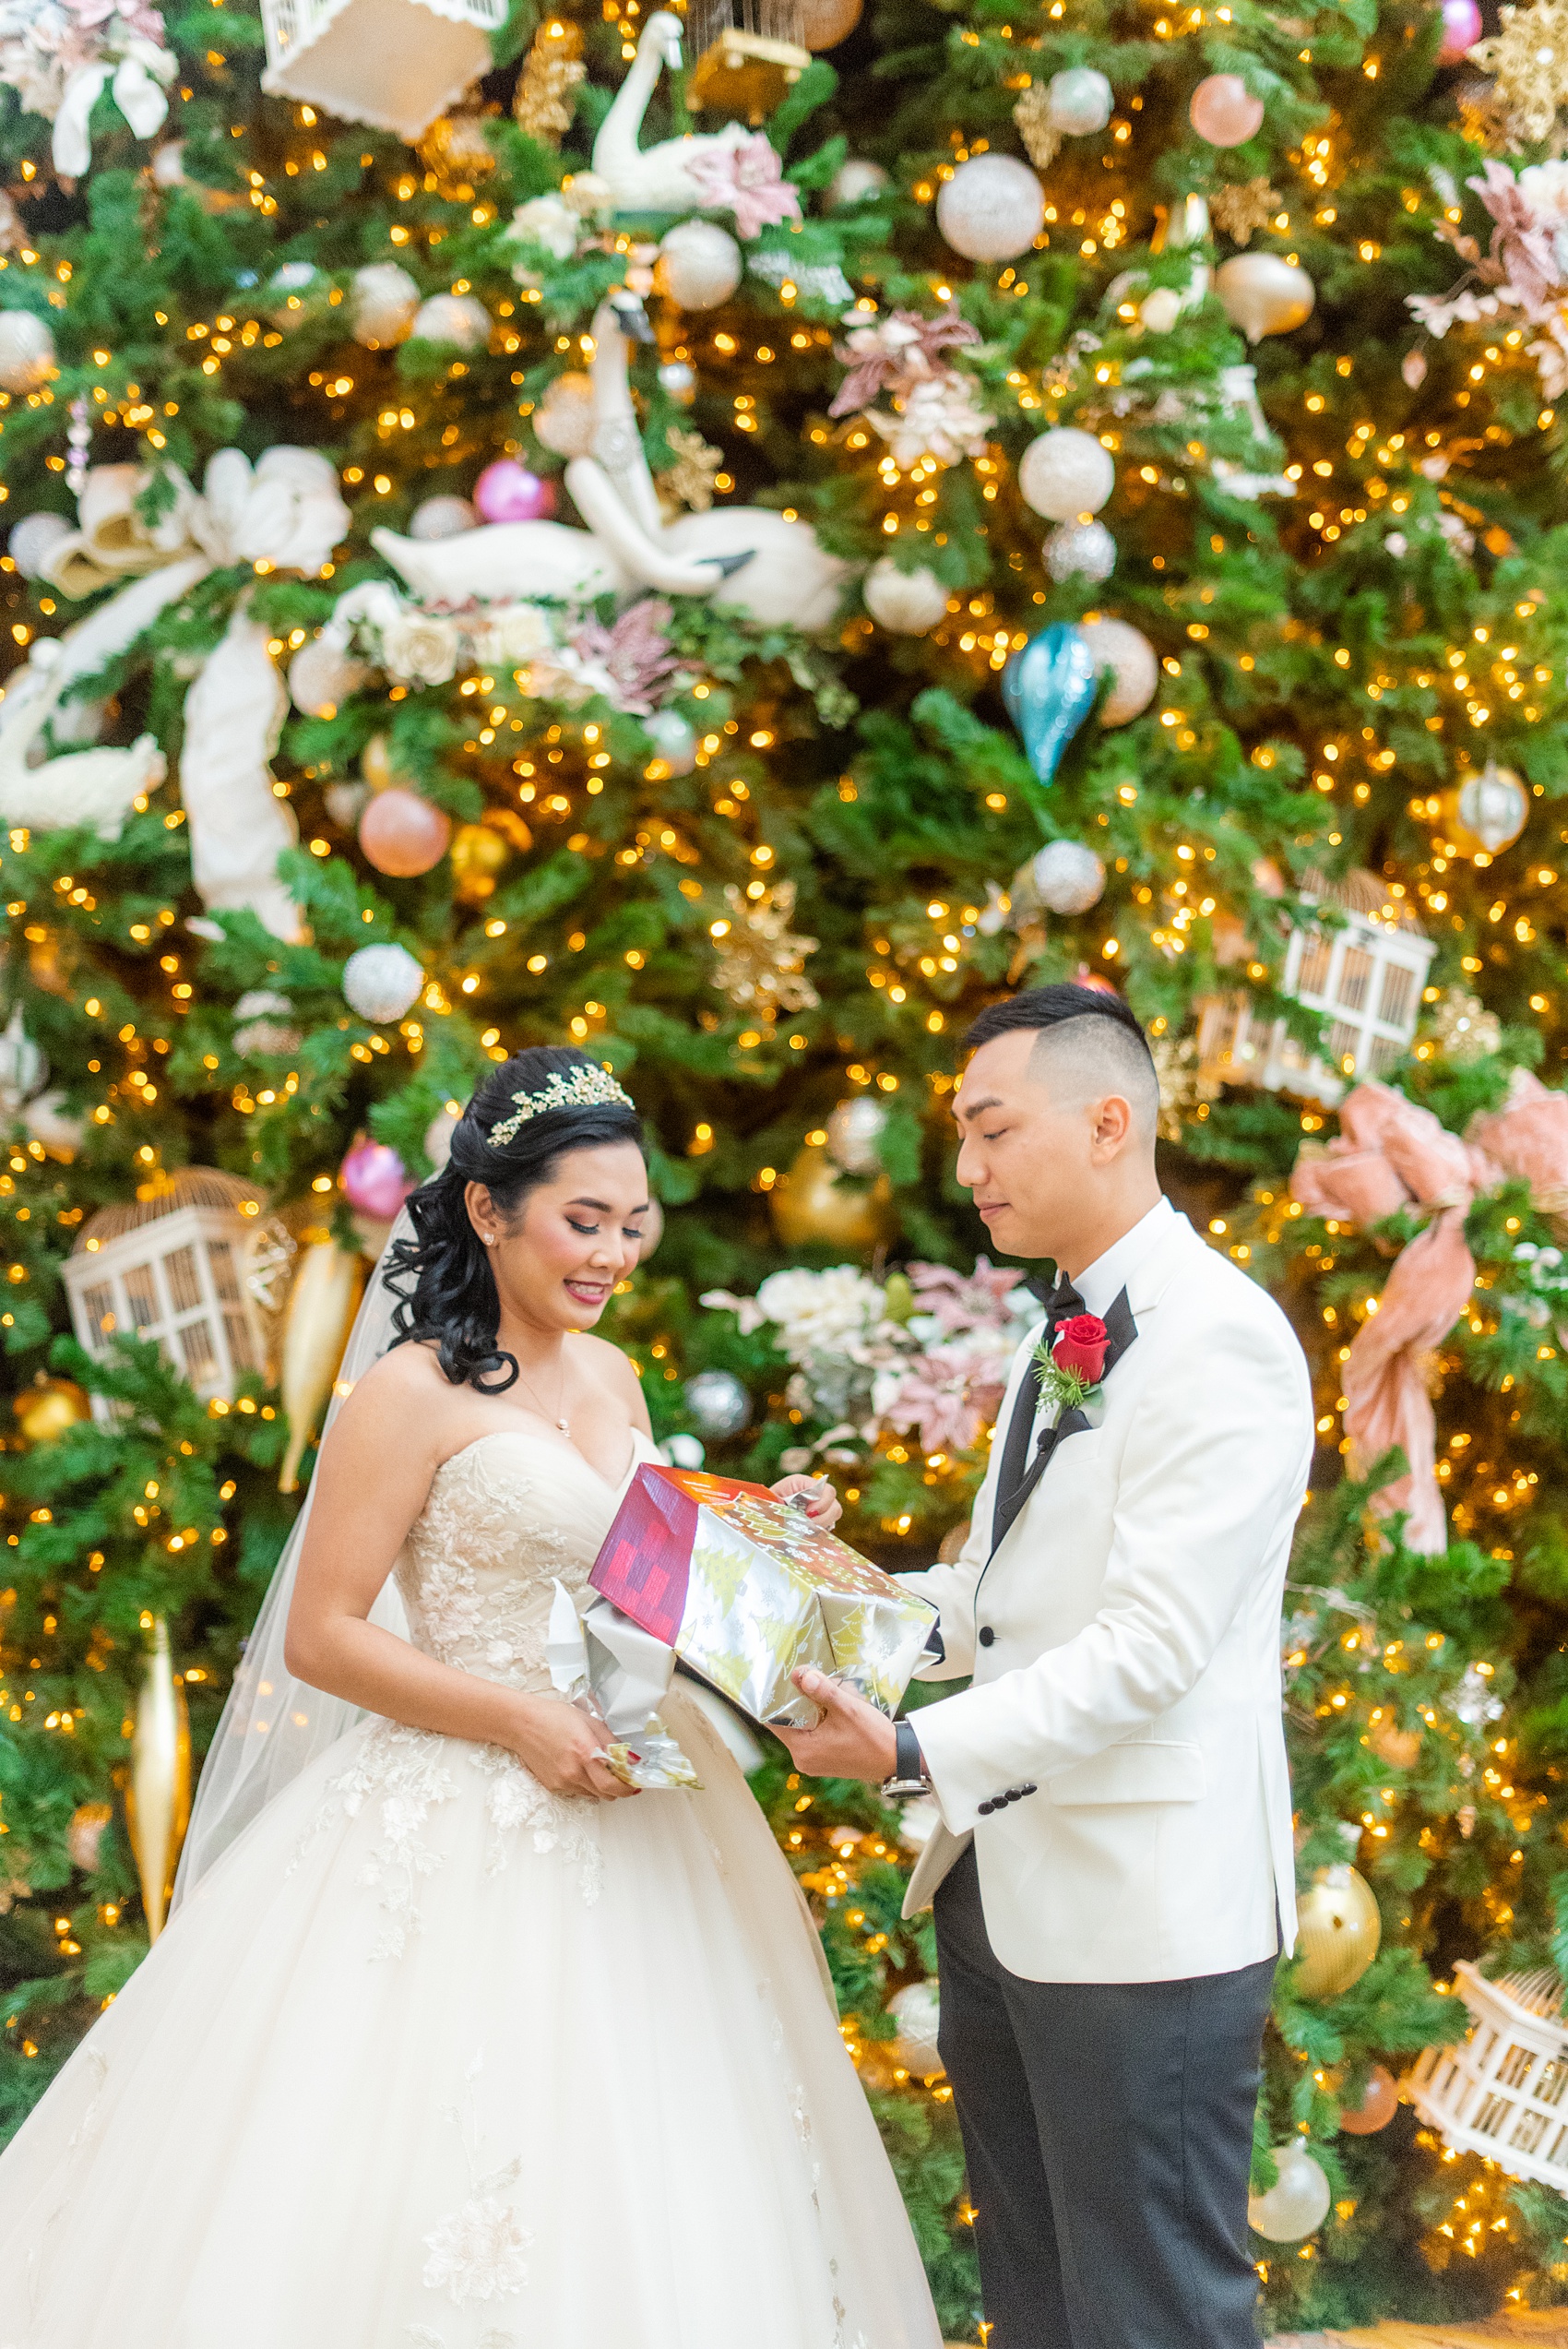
[829,305,980,419]
[906,1256,1027,1334]
[567,597,683,716]
[687,132,802,241]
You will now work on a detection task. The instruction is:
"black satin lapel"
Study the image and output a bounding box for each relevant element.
[987,1350,1045,1559]
[1100,1287,1138,1376]
[1007,1402,1090,1521]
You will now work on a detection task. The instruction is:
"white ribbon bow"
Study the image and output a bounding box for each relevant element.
[0,448,348,940]
[52,37,176,179]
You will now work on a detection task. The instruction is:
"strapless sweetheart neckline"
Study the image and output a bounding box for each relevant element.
[429,1422,649,1498]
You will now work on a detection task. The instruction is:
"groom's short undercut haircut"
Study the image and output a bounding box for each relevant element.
[964,984,1160,1140]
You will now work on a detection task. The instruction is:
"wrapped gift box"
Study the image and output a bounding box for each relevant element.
[589,1465,936,1730]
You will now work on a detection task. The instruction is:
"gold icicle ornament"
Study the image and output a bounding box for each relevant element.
[125,1617,191,1942]
[278,1239,365,1492]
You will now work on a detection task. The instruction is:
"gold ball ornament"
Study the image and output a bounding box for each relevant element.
[1336,2063,1399,2135]
[799,0,862,45]
[451,821,513,904]
[278,1240,365,1492]
[13,1377,90,1444]
[125,1617,191,1943]
[1214,253,1315,342]
[1442,762,1528,860]
[360,733,403,793]
[1248,2144,1331,2243]
[67,1800,113,1873]
[1366,1709,1422,1770]
[768,1144,894,1253]
[1292,1863,1381,2000]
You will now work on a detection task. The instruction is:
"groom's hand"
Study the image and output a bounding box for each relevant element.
[775,1668,898,1783]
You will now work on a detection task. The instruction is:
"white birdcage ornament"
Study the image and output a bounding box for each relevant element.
[683,0,812,120]
[1408,1962,1568,2190]
[1195,870,1436,1108]
[259,0,505,139]
[64,1169,295,1415]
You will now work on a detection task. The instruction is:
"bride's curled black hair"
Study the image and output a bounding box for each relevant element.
[385,1046,644,1394]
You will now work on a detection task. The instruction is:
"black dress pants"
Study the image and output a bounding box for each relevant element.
[932,1844,1276,2349]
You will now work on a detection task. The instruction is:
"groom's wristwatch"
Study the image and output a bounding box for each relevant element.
[881,1718,932,1799]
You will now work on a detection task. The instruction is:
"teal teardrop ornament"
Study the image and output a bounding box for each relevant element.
[1000,623,1099,787]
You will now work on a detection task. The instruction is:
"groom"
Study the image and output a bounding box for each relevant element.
[778,984,1313,2349]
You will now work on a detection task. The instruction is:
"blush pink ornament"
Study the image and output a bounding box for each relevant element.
[1438,0,1481,61]
[472,459,556,525]
[339,1139,416,1222]
[1189,72,1265,147]
[358,787,452,876]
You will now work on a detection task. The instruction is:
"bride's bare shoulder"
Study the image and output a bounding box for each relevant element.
[335,1339,457,1433]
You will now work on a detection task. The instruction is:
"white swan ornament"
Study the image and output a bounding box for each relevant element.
[591,13,753,214]
[374,294,849,630]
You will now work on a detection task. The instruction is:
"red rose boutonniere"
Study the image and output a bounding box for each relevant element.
[1032,1312,1111,1414]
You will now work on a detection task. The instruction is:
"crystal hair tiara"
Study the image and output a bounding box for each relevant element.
[488,1064,635,1148]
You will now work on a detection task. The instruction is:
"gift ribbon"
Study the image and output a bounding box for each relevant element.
[0,450,348,941]
[1290,1074,1568,1552]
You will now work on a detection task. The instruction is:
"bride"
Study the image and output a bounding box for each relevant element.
[0,1048,942,2349]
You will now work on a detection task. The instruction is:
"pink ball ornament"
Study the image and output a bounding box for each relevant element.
[358,787,453,877]
[1189,72,1265,147]
[473,460,556,525]
[1438,0,1481,60]
[339,1139,416,1222]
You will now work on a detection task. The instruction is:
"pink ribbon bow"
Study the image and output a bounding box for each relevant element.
[1289,1074,1568,1553]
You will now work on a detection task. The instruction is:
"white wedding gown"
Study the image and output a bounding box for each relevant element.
[0,1429,942,2349]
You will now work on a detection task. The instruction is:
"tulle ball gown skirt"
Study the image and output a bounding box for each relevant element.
[0,1687,941,2349]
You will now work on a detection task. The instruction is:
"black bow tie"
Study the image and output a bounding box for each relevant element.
[1024,1270,1087,1326]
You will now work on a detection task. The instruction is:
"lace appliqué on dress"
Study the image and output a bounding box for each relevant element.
[406,2051,532,2349]
[293,1715,601,1957]
[397,1449,572,1690]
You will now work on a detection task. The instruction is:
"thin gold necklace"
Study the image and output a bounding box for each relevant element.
[512,1349,570,1435]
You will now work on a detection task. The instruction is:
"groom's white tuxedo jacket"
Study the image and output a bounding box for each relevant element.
[900,1198,1313,1985]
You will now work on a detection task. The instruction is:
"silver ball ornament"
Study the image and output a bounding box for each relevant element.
[826,1095,889,1175]
[1044,519,1116,585]
[1076,614,1158,726]
[1247,2146,1332,2244]
[1018,427,1114,522]
[342,942,425,1025]
[266,262,320,327]
[656,220,743,312]
[350,262,421,348]
[936,154,1044,263]
[409,495,478,541]
[288,635,369,719]
[887,1980,943,2075]
[1455,761,1528,855]
[423,1102,462,1171]
[1031,840,1106,914]
[232,990,303,1056]
[642,709,697,776]
[8,511,72,580]
[658,360,698,408]
[1046,66,1113,136]
[665,1431,706,1468]
[863,559,949,636]
[535,372,599,455]
[324,780,370,829]
[0,311,55,393]
[683,1368,752,1440]
[829,159,888,209]
[411,293,491,351]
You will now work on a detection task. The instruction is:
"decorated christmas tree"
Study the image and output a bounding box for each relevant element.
[2,0,1568,2326]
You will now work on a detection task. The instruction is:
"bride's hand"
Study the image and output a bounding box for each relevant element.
[771,1474,841,1533]
[504,1693,639,1800]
